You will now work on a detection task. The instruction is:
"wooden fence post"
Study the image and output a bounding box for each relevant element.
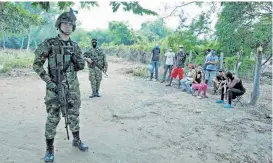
[189,50,192,63]
[220,52,224,70]
[250,46,263,105]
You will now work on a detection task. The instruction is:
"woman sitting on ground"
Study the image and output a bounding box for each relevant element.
[181,64,196,93]
[192,64,208,99]
[216,72,246,108]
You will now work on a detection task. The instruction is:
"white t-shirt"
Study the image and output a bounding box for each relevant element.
[164,51,175,65]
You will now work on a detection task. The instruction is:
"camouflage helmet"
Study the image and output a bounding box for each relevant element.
[55,11,76,31]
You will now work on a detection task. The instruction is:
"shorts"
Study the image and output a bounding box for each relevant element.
[171,67,184,80]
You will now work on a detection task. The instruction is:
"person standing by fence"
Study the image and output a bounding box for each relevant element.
[166,45,186,88]
[204,49,218,86]
[161,47,175,83]
[150,44,160,81]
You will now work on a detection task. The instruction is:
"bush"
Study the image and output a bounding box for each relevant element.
[124,66,148,78]
[132,66,147,77]
[0,49,34,73]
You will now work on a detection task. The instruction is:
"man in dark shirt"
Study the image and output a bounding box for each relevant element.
[213,69,226,94]
[150,44,160,81]
[216,72,246,108]
[166,45,186,88]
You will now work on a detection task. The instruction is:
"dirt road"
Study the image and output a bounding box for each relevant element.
[0,57,272,163]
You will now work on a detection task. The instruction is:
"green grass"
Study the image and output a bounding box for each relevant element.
[0,49,34,73]
[132,66,147,77]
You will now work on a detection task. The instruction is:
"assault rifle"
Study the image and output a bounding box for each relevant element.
[88,60,108,77]
[45,46,73,140]
[56,50,70,140]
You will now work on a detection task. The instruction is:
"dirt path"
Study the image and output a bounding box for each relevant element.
[0,58,272,163]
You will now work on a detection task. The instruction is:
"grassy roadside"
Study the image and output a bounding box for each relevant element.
[0,49,34,74]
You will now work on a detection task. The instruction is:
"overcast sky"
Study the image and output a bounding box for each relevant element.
[73,1,218,31]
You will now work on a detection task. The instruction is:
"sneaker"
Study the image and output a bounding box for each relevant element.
[224,103,232,108]
[216,100,224,104]
[197,96,203,99]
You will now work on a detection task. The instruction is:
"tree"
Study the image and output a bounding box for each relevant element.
[0,2,42,49]
[188,13,212,38]
[108,21,135,45]
[87,30,113,45]
[31,1,157,16]
[216,2,272,105]
[215,2,272,57]
[140,18,170,41]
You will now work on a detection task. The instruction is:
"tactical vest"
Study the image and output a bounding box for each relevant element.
[47,38,75,83]
[87,48,104,68]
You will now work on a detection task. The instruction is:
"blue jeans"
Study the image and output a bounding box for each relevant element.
[151,61,159,80]
[181,79,193,93]
[205,70,216,86]
[162,64,172,81]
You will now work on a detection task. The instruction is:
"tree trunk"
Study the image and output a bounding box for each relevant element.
[20,37,24,49]
[26,29,31,51]
[220,52,224,70]
[250,47,263,105]
[3,36,5,49]
[34,40,37,49]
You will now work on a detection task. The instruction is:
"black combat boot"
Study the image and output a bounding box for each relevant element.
[89,91,96,98]
[72,131,88,151]
[96,90,101,97]
[44,139,54,162]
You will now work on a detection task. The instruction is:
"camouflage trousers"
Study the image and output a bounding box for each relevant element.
[44,88,81,139]
[89,67,102,93]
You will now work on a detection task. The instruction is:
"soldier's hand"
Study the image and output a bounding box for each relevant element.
[46,81,57,92]
[103,67,107,72]
[87,58,93,64]
[71,53,78,63]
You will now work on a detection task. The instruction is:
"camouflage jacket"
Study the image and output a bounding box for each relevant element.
[33,35,84,85]
[33,35,85,105]
[83,47,108,71]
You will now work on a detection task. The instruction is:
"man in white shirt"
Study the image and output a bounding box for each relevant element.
[161,48,175,83]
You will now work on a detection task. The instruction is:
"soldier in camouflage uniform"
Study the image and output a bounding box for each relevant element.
[83,38,108,98]
[32,10,88,162]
